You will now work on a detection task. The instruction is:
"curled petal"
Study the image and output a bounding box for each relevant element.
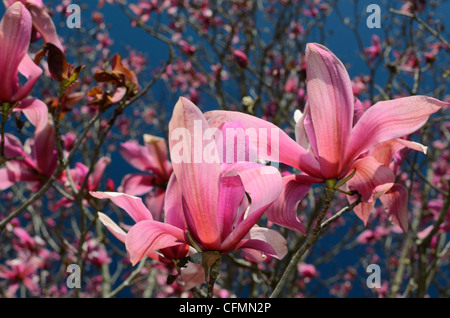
[90,191,153,222]
[346,156,395,203]
[144,188,166,222]
[239,226,288,261]
[264,174,318,235]
[348,199,375,226]
[220,163,282,251]
[13,54,43,103]
[380,184,409,233]
[13,98,48,134]
[294,104,314,152]
[26,2,64,52]
[98,212,127,243]
[125,220,186,265]
[216,173,245,241]
[119,173,155,196]
[368,138,427,167]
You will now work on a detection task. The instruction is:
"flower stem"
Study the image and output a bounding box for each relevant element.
[269,182,336,298]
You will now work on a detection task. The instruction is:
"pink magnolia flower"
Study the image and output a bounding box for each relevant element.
[0,2,48,133]
[82,237,112,267]
[298,263,318,282]
[205,43,447,234]
[90,190,201,289]
[52,156,112,210]
[0,256,42,297]
[91,97,287,289]
[11,226,45,253]
[0,123,57,191]
[363,34,382,63]
[119,135,173,221]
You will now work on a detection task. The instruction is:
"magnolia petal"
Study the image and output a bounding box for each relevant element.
[205,110,321,178]
[119,173,155,196]
[216,173,245,241]
[2,133,26,159]
[89,191,153,222]
[353,97,367,126]
[33,124,56,176]
[238,226,288,260]
[0,168,14,190]
[305,43,354,179]
[125,220,186,265]
[13,98,48,134]
[98,211,169,264]
[4,160,37,184]
[51,197,73,211]
[180,262,205,290]
[143,134,171,178]
[349,200,375,226]
[110,86,126,104]
[346,156,395,203]
[120,140,153,172]
[90,157,111,190]
[368,138,427,167]
[347,96,446,163]
[144,188,166,222]
[13,54,43,103]
[0,2,32,102]
[220,163,283,252]
[294,104,314,152]
[380,184,409,233]
[163,174,186,229]
[98,212,127,243]
[168,97,221,250]
[264,174,318,235]
[26,2,64,52]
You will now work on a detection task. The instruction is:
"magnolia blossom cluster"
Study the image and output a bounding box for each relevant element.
[90,43,447,290]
